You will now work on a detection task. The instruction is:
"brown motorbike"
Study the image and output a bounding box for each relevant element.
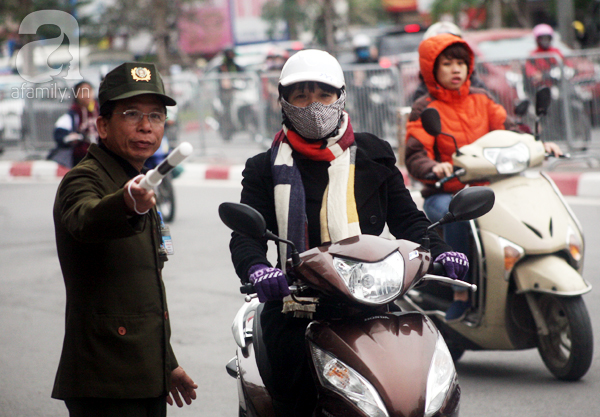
[219,186,495,417]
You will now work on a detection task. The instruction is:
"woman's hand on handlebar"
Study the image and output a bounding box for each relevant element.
[432,162,454,179]
[248,264,290,302]
[544,141,563,157]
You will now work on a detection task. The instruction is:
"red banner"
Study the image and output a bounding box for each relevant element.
[178,1,233,56]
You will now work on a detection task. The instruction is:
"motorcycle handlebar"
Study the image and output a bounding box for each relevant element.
[424,262,477,291]
[435,168,465,189]
[240,283,255,294]
[432,262,445,276]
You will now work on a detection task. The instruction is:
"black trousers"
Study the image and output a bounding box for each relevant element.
[64,397,166,417]
[261,300,317,417]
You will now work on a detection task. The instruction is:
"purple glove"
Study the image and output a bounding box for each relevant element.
[248,264,290,303]
[435,252,469,281]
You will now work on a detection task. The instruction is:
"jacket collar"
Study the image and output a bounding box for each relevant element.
[86,143,139,187]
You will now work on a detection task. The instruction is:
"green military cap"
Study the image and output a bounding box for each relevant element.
[99,62,176,107]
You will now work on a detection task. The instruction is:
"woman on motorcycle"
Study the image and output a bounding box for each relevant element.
[405,34,562,321]
[228,49,468,416]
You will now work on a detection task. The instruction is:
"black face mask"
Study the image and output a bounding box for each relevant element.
[537,36,552,50]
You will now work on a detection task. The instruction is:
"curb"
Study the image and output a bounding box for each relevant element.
[1,160,600,198]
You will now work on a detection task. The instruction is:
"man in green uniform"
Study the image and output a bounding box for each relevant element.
[52,62,197,416]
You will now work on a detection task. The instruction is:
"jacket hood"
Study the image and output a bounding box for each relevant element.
[418,34,474,100]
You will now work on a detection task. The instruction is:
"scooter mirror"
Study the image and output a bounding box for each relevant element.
[448,186,495,222]
[218,202,267,239]
[514,99,530,117]
[535,87,551,116]
[420,108,442,137]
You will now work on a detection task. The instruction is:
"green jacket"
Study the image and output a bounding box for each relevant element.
[52,143,178,399]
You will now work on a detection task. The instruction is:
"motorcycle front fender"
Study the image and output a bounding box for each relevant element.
[513,255,592,296]
[306,312,459,417]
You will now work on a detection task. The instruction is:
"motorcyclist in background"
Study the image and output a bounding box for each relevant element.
[262,47,290,135]
[47,81,99,168]
[525,24,566,88]
[405,34,562,321]
[352,33,379,64]
[228,48,467,416]
[217,47,244,141]
[346,34,394,138]
[411,21,489,103]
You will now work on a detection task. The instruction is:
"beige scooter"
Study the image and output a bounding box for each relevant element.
[400,87,593,381]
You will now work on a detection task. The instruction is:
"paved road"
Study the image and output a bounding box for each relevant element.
[1,179,599,417]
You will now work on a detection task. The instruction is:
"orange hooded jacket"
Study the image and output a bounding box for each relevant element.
[405,34,516,196]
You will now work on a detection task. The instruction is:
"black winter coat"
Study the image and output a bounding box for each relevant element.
[230,132,451,282]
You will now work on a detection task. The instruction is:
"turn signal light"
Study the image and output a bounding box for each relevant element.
[567,226,583,264]
[499,237,524,280]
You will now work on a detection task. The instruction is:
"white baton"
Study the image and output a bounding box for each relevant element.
[139,141,194,190]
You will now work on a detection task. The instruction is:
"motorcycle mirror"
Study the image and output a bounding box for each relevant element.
[447,186,495,222]
[218,202,267,239]
[218,202,302,267]
[535,87,551,117]
[514,99,530,117]
[425,187,495,249]
[421,107,463,157]
[420,108,442,137]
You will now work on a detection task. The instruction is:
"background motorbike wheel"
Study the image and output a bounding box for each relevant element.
[447,343,466,362]
[536,294,593,381]
[156,174,175,223]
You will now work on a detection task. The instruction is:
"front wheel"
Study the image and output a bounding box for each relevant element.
[537,294,593,381]
[156,175,175,223]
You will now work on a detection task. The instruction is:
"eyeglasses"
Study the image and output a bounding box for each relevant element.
[114,109,167,125]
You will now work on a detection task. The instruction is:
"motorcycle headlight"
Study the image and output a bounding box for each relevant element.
[333,251,404,305]
[483,142,530,174]
[424,333,457,417]
[309,342,389,417]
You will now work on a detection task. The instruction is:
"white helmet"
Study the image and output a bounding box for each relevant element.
[352,34,372,49]
[279,49,345,89]
[423,21,462,40]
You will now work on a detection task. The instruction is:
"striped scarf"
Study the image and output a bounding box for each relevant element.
[271,112,360,272]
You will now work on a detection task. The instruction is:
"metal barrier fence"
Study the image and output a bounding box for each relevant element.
[5,49,600,158]
[473,51,600,151]
[168,65,405,152]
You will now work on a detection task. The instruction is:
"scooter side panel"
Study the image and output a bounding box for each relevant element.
[445,230,517,350]
[307,313,457,416]
[513,255,592,295]
[237,344,277,417]
[478,175,579,254]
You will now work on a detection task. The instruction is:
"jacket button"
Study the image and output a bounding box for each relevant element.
[118,327,126,336]
[164,311,169,320]
[370,215,377,224]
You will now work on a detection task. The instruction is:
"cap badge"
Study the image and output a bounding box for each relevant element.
[131,67,151,82]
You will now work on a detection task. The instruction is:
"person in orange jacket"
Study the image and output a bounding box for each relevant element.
[405,34,561,321]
